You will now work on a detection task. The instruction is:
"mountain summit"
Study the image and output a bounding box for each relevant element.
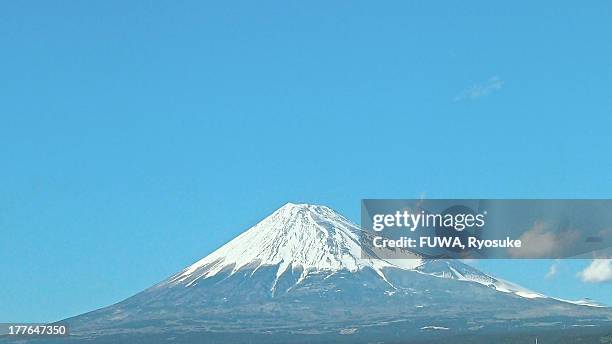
[171,203,420,290]
[46,203,612,344]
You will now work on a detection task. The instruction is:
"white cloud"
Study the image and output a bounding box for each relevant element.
[509,221,580,258]
[418,192,427,200]
[454,76,504,101]
[545,260,560,279]
[578,259,612,283]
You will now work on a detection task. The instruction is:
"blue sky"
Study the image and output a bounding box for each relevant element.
[1,1,611,322]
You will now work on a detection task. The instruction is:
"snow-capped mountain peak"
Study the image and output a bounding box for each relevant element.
[171,203,416,286]
[166,203,599,307]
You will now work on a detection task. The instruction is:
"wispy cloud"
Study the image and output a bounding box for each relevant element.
[578,259,612,283]
[545,260,561,280]
[454,76,504,101]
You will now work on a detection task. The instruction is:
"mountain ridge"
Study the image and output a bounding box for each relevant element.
[165,202,589,304]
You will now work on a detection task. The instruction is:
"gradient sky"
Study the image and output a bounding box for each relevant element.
[1,1,611,322]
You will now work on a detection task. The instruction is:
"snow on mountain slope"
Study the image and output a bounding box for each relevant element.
[168,202,596,306]
[171,203,422,287]
[415,259,545,299]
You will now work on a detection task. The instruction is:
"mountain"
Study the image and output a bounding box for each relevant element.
[170,203,423,291]
[7,203,612,344]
